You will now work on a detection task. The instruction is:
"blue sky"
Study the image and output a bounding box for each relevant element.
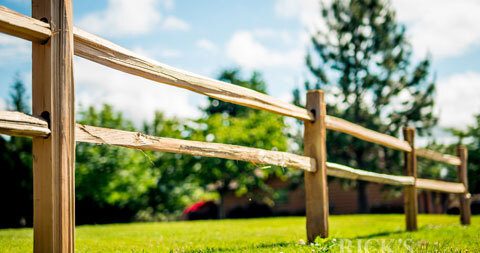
[1,0,480,142]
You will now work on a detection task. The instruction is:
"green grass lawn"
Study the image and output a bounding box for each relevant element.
[0,214,478,252]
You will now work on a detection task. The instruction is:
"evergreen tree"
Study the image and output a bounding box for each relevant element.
[296,0,437,212]
[452,114,480,194]
[8,74,29,113]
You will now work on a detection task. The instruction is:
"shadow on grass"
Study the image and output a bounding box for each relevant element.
[352,230,405,240]
[183,241,295,253]
[350,225,433,240]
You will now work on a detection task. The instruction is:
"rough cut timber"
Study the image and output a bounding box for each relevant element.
[325,116,412,152]
[72,28,314,121]
[416,148,461,166]
[0,5,51,42]
[415,178,466,194]
[326,162,414,186]
[0,111,50,137]
[403,127,418,231]
[303,90,329,240]
[32,0,76,251]
[76,124,316,172]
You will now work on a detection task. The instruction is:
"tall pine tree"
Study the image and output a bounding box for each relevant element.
[296,0,437,212]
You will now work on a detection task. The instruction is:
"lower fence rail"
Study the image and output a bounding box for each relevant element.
[0,110,467,194]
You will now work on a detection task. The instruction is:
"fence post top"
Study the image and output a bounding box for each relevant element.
[306,89,324,95]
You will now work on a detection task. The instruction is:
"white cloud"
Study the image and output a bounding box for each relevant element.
[78,0,189,37]
[158,49,182,58]
[274,0,322,33]
[436,72,480,129]
[133,47,182,59]
[74,57,200,125]
[392,0,480,59]
[0,34,30,65]
[226,31,303,69]
[0,98,5,110]
[196,39,217,52]
[162,16,190,31]
[78,0,161,37]
[161,0,175,10]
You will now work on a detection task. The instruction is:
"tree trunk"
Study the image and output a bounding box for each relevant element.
[355,148,369,213]
[357,180,369,213]
[218,190,226,219]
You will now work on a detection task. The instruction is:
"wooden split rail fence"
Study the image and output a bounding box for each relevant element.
[0,2,472,252]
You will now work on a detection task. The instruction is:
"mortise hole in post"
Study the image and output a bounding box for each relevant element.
[40,111,51,130]
[39,17,51,45]
[310,109,316,122]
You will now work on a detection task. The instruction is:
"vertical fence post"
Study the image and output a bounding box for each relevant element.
[32,0,75,252]
[304,90,329,241]
[457,146,471,225]
[403,127,417,231]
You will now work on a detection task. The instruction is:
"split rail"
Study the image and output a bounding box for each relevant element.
[0,2,472,252]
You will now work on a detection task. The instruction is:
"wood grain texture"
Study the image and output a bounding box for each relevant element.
[415,178,466,194]
[457,146,471,225]
[0,111,50,137]
[75,124,316,172]
[32,0,75,252]
[326,162,414,186]
[403,127,418,231]
[72,28,313,121]
[325,116,411,152]
[416,148,461,166]
[0,5,51,43]
[304,90,329,241]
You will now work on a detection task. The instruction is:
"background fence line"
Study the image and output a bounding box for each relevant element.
[0,2,473,252]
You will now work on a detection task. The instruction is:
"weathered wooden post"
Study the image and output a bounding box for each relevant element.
[403,127,417,231]
[304,90,329,241]
[457,146,471,225]
[32,0,75,252]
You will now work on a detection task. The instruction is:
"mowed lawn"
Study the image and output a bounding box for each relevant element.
[0,215,478,252]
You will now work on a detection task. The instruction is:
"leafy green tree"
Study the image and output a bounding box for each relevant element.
[141,112,201,219]
[75,105,158,223]
[195,69,288,218]
[0,75,33,227]
[296,0,437,212]
[204,69,267,117]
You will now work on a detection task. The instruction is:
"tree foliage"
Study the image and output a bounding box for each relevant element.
[75,105,159,222]
[0,75,32,228]
[295,0,437,212]
[203,69,267,117]
[140,112,201,219]
[196,69,288,217]
[452,115,480,194]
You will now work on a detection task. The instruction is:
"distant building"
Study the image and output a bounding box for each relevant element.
[223,177,456,217]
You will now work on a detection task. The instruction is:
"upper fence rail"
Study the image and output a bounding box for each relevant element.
[0,5,461,165]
